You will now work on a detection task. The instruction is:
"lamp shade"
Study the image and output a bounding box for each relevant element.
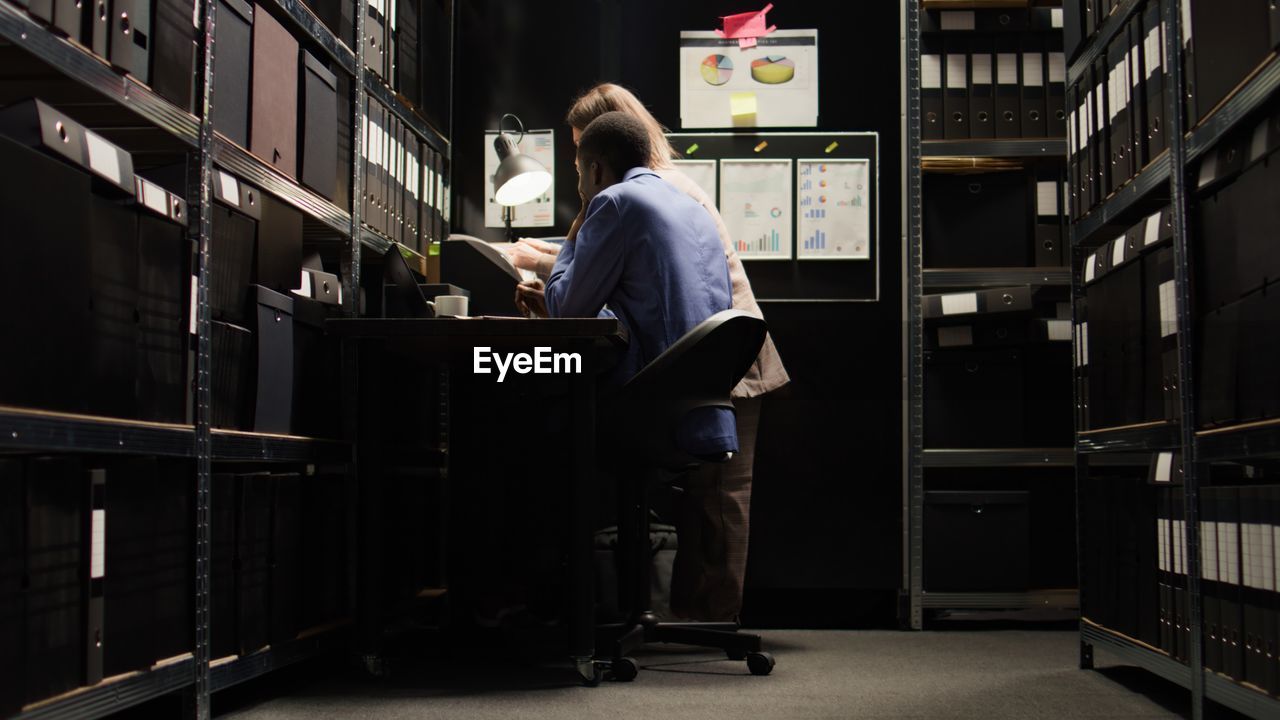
[493,132,552,206]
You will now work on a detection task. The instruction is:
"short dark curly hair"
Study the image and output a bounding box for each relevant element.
[576,111,652,179]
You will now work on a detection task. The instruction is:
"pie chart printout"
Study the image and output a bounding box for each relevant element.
[701,54,734,86]
[751,55,795,84]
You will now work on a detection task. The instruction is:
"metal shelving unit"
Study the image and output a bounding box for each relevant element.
[1070,1,1280,717]
[903,0,1076,629]
[0,0,452,713]
[923,267,1071,289]
[13,658,195,720]
[922,138,1067,158]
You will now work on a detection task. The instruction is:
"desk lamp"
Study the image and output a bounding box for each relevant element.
[493,113,552,242]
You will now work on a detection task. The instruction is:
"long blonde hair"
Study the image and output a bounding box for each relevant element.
[565,83,679,169]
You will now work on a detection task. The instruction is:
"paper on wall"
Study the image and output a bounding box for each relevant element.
[680,29,818,129]
[719,158,792,260]
[671,159,718,204]
[796,159,870,260]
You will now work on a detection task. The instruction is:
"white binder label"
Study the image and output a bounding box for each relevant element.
[1144,212,1162,246]
[85,131,122,186]
[90,509,105,579]
[1130,47,1142,89]
[940,292,978,316]
[1036,181,1058,216]
[939,11,975,31]
[937,325,973,347]
[1145,28,1162,78]
[1154,452,1174,483]
[1084,254,1097,283]
[1022,53,1043,87]
[1111,236,1126,266]
[971,54,992,86]
[1080,321,1089,366]
[1174,520,1184,575]
[1048,53,1066,84]
[1159,280,1177,336]
[1094,84,1105,132]
[997,53,1018,85]
[140,178,168,215]
[1181,2,1191,44]
[1221,522,1238,586]
[1158,518,1168,572]
[1046,320,1071,342]
[1051,8,1063,28]
[922,55,943,90]
[946,54,967,89]
[217,170,239,207]
[1203,522,1219,582]
[189,276,198,335]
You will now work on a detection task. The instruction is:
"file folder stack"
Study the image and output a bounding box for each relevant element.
[921,8,1067,140]
[1080,467,1160,648]
[1080,205,1176,429]
[362,96,444,254]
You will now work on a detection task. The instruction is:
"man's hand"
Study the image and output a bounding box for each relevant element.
[514,279,548,318]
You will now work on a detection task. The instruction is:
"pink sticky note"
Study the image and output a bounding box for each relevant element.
[715,3,776,41]
[738,36,758,49]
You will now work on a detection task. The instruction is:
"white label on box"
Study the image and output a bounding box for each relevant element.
[1082,99,1092,139]
[1203,522,1220,582]
[1222,523,1239,585]
[946,54,966,89]
[1112,236,1126,266]
[922,55,942,90]
[90,509,106,579]
[1051,8,1063,28]
[1181,1,1191,43]
[1160,280,1177,336]
[1048,53,1066,84]
[1022,53,1043,87]
[296,271,313,298]
[1036,181,1058,216]
[85,131,122,186]
[940,11,975,31]
[1046,320,1071,341]
[189,275,199,335]
[1080,321,1089,366]
[1146,28,1162,77]
[940,292,979,316]
[1145,212,1162,246]
[218,171,239,207]
[971,54,992,85]
[937,325,973,347]
[1155,452,1174,483]
[1130,47,1142,88]
[1084,254,1097,283]
[1094,84,1105,132]
[997,53,1018,85]
[140,178,168,215]
[1158,518,1168,571]
[1197,153,1216,188]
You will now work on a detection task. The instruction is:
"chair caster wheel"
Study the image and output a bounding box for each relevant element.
[726,649,747,661]
[577,659,604,686]
[609,656,639,682]
[746,651,774,676]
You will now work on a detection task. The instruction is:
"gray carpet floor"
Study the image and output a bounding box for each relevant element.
[215,629,1196,719]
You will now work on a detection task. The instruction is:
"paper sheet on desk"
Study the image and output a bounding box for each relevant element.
[488,241,541,283]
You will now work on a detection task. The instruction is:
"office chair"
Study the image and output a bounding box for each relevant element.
[595,309,774,682]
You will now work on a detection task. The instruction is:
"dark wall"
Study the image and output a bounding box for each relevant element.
[453,0,903,625]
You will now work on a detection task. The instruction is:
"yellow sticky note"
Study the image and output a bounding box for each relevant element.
[730,91,758,117]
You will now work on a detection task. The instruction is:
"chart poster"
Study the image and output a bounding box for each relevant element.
[679,29,818,129]
[671,159,718,205]
[796,159,871,260]
[719,158,792,260]
[484,129,554,228]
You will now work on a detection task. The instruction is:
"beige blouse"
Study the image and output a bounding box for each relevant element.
[656,167,790,398]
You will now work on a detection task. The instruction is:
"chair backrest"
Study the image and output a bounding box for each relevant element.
[603,309,767,469]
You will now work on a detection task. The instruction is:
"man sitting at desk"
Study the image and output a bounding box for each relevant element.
[516,111,736,456]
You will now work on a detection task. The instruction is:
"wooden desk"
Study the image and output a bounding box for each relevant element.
[327,317,623,683]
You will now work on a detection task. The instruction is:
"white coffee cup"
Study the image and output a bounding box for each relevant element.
[431,294,469,317]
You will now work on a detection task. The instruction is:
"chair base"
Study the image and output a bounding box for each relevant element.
[592,615,775,681]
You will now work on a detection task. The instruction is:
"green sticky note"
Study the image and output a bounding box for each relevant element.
[825,141,839,153]
[686,143,699,154]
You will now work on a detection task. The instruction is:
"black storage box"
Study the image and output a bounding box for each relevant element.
[292,296,339,438]
[300,473,350,628]
[302,0,353,45]
[300,51,340,202]
[0,459,23,717]
[101,458,157,676]
[211,320,253,429]
[210,474,238,660]
[250,4,298,177]
[24,456,85,704]
[135,180,192,424]
[924,490,1030,592]
[269,473,302,643]
[256,192,303,293]
[151,0,198,112]
[211,169,259,323]
[212,0,253,146]
[151,458,194,662]
[236,473,271,655]
[923,170,1031,267]
[108,0,150,80]
[87,189,140,419]
[250,285,295,433]
[924,348,1025,448]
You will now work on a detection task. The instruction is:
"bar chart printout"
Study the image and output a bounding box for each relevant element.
[719,158,793,260]
[796,159,871,260]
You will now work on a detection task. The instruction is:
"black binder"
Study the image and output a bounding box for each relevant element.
[922,36,944,141]
[1063,0,1085,61]
[1090,58,1110,206]
[52,0,84,41]
[995,36,1020,138]
[152,0,198,113]
[365,0,386,80]
[396,0,421,105]
[1143,1,1166,161]
[301,51,340,203]
[1222,487,1245,679]
[24,457,85,703]
[269,474,302,644]
[211,474,237,659]
[1107,34,1132,193]
[108,0,150,80]
[1202,486,1224,672]
[100,460,154,676]
[943,36,970,139]
[212,0,253,147]
[1020,35,1047,138]
[236,473,271,655]
[969,39,995,139]
[1243,486,1272,688]
[0,459,21,717]
[1046,35,1066,138]
[1128,18,1148,174]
